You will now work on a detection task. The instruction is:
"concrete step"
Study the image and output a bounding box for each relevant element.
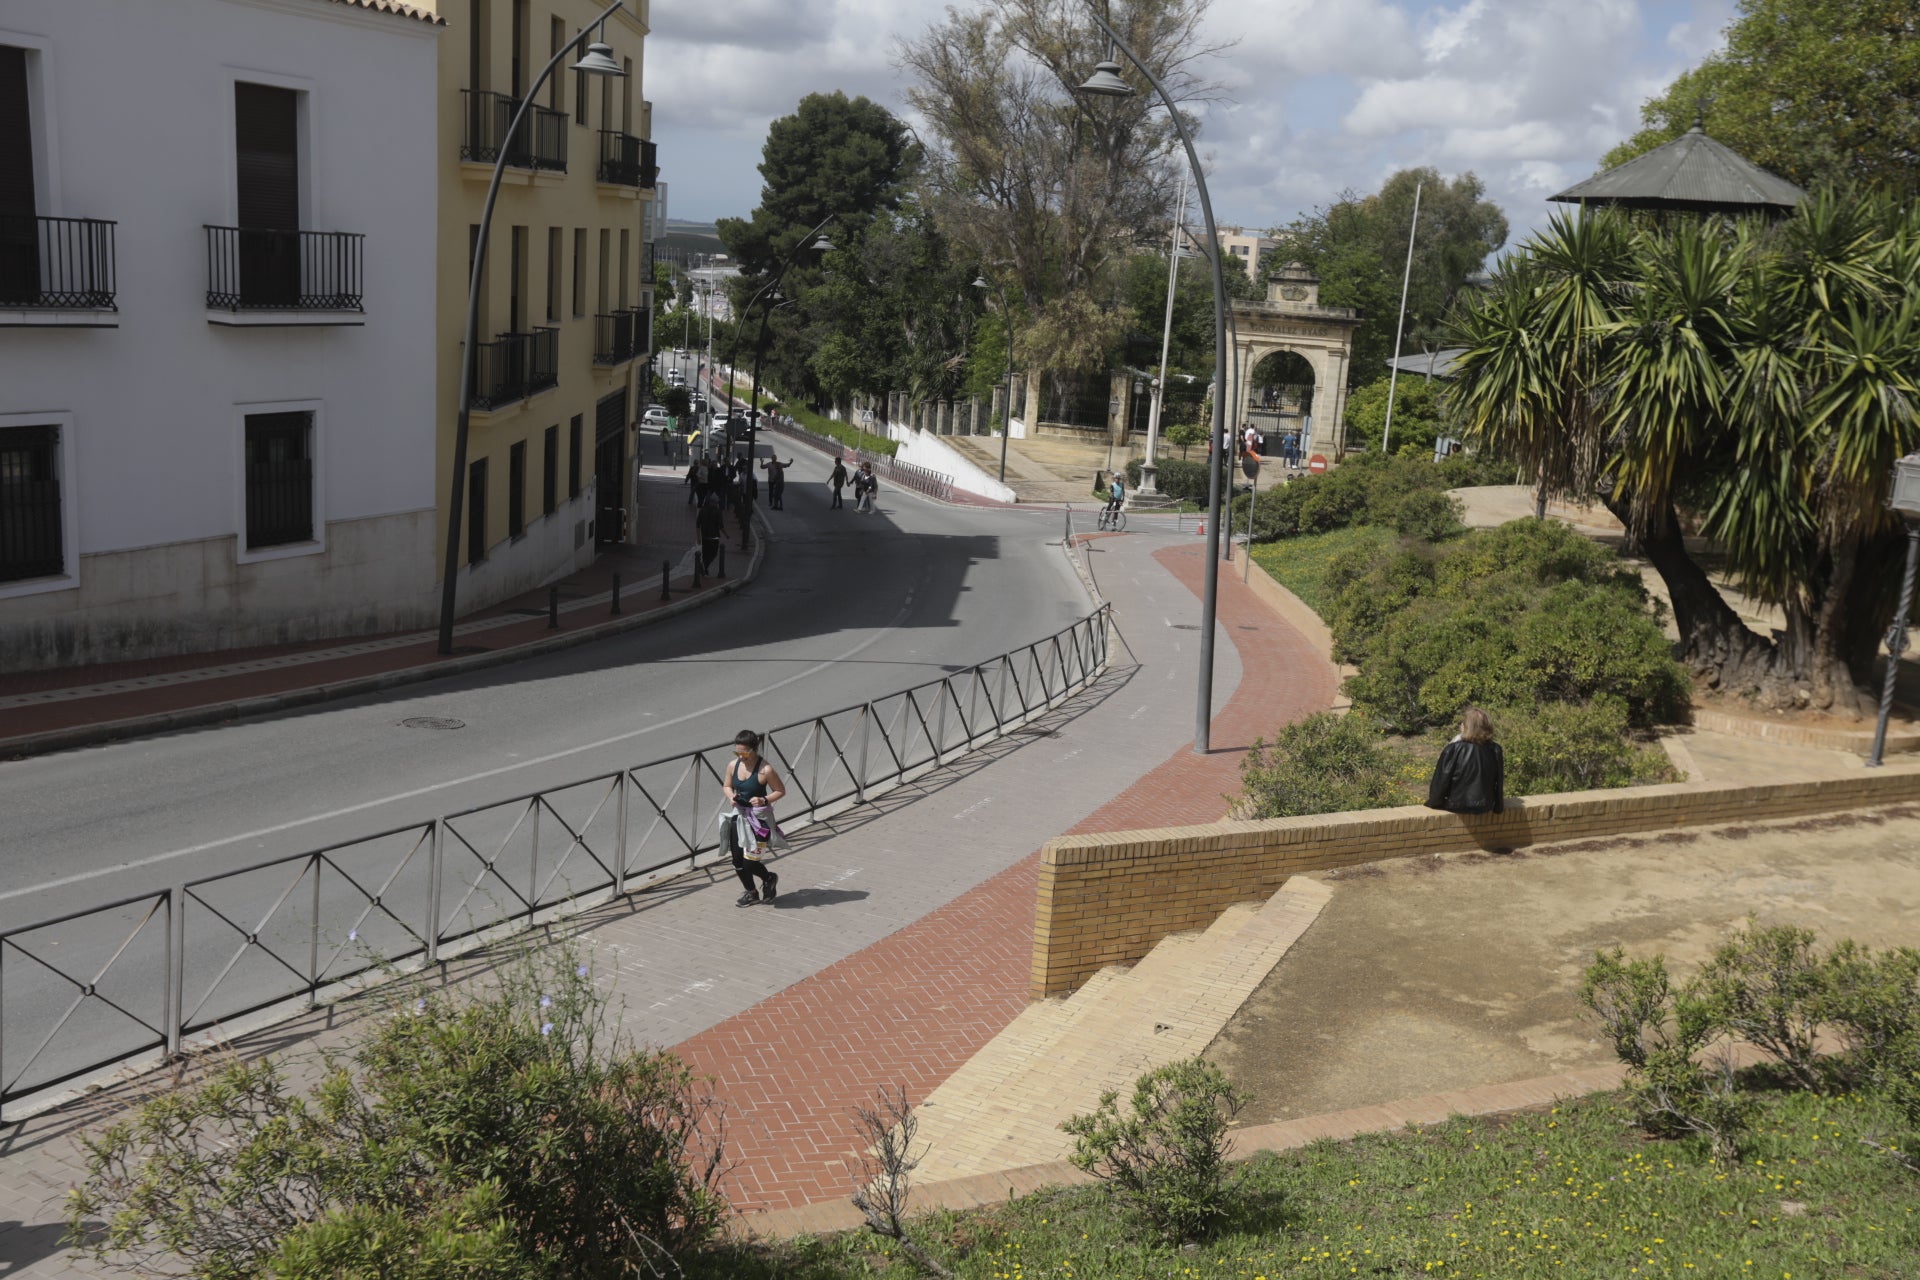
[909,882,1329,1181]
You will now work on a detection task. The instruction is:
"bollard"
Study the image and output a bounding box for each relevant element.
[717,544,727,579]
[693,548,703,587]
[547,584,559,630]
[610,574,622,616]
[660,559,671,601]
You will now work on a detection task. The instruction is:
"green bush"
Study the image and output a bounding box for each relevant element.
[1821,941,1920,1087]
[1578,947,1753,1159]
[68,947,730,1279]
[1126,456,1212,503]
[1346,375,1446,458]
[1497,698,1677,794]
[1238,711,1424,818]
[266,1185,525,1280]
[1386,488,1465,540]
[1060,1058,1248,1244]
[1334,523,1689,735]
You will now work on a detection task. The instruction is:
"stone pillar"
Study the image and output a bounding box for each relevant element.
[937,401,952,435]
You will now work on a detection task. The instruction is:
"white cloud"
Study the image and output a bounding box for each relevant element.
[648,0,1737,249]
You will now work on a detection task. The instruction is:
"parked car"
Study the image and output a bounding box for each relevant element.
[641,406,672,429]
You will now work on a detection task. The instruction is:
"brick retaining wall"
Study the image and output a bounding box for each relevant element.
[1030,763,1920,998]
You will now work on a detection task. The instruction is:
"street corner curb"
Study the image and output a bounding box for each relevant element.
[0,520,776,763]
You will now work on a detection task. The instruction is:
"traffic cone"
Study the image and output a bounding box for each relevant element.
[1196,520,1205,538]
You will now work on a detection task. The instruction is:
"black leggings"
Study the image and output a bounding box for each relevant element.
[725,821,775,891]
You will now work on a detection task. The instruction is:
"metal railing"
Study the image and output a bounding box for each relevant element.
[593,309,640,365]
[461,90,569,171]
[0,214,117,310]
[205,226,364,312]
[0,609,1110,1118]
[469,327,560,408]
[764,414,956,503]
[597,131,657,187]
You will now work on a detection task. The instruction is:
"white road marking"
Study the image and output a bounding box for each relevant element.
[952,797,994,820]
[0,598,922,903]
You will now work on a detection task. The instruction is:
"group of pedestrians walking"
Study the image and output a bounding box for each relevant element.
[828,457,879,513]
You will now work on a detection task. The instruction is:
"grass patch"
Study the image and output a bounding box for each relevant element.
[692,1086,1920,1278]
[1249,525,1395,615]
[723,378,899,457]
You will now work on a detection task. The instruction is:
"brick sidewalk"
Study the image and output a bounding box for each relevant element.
[670,540,1340,1212]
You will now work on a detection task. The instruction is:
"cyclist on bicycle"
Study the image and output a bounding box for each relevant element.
[1103,473,1125,525]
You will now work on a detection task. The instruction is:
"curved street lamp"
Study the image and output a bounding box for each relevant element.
[720,216,835,460]
[438,4,630,655]
[971,274,1015,484]
[1076,21,1231,755]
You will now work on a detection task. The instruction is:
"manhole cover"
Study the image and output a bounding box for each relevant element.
[399,716,465,731]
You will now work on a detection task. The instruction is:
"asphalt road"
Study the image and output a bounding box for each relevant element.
[0,414,1090,932]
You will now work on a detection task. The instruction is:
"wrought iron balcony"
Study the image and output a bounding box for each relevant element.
[470,326,560,409]
[204,226,364,312]
[462,90,569,172]
[597,131,657,188]
[593,309,641,365]
[0,215,117,310]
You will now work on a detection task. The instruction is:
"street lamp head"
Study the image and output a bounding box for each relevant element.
[811,236,835,253]
[971,276,989,290]
[1891,452,1920,520]
[1077,60,1135,97]
[572,41,625,76]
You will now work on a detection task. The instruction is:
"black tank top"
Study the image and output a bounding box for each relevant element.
[730,757,768,802]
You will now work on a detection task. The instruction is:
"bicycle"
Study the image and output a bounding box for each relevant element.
[1096,505,1127,532]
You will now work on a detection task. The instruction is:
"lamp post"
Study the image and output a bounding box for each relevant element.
[438,6,628,655]
[722,216,835,460]
[1869,452,1920,766]
[971,275,1016,485]
[1076,15,1231,754]
[1141,163,1188,496]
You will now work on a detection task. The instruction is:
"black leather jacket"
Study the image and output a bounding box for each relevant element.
[1426,739,1505,814]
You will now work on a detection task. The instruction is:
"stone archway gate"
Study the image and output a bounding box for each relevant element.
[1228,262,1361,457]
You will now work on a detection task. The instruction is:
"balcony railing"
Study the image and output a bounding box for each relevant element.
[470,327,559,409]
[0,215,117,310]
[593,309,642,365]
[462,90,569,172]
[597,132,657,188]
[205,226,364,312]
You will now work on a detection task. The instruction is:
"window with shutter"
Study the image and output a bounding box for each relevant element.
[235,84,300,307]
[0,46,41,306]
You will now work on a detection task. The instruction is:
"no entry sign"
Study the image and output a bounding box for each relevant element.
[1308,453,1329,474]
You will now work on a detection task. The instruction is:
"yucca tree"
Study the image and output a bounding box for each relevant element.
[1451,188,1920,717]
[1450,210,1630,518]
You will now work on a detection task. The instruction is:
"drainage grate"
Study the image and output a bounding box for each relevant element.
[398,716,466,730]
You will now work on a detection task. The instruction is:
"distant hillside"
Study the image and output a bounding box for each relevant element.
[656,220,728,267]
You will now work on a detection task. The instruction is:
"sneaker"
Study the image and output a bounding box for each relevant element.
[763,873,779,902]
[735,890,760,907]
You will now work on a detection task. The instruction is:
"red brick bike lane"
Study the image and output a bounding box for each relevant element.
[671,541,1339,1213]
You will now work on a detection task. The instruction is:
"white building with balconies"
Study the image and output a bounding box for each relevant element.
[0,0,443,670]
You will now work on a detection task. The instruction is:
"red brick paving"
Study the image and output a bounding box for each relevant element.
[672,540,1339,1212]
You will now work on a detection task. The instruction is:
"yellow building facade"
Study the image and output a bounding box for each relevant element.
[432,0,656,614]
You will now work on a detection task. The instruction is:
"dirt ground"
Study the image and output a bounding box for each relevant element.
[1208,804,1920,1125]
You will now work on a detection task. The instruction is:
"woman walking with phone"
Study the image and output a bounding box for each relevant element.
[721,730,783,905]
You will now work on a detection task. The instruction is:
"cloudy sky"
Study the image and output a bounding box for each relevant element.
[646,0,1738,247]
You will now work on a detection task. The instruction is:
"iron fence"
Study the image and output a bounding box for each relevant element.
[470,327,560,408]
[0,214,117,310]
[461,90,569,171]
[205,226,364,312]
[0,608,1110,1119]
[764,415,955,503]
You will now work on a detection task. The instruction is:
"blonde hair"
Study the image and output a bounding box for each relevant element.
[1460,707,1495,743]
